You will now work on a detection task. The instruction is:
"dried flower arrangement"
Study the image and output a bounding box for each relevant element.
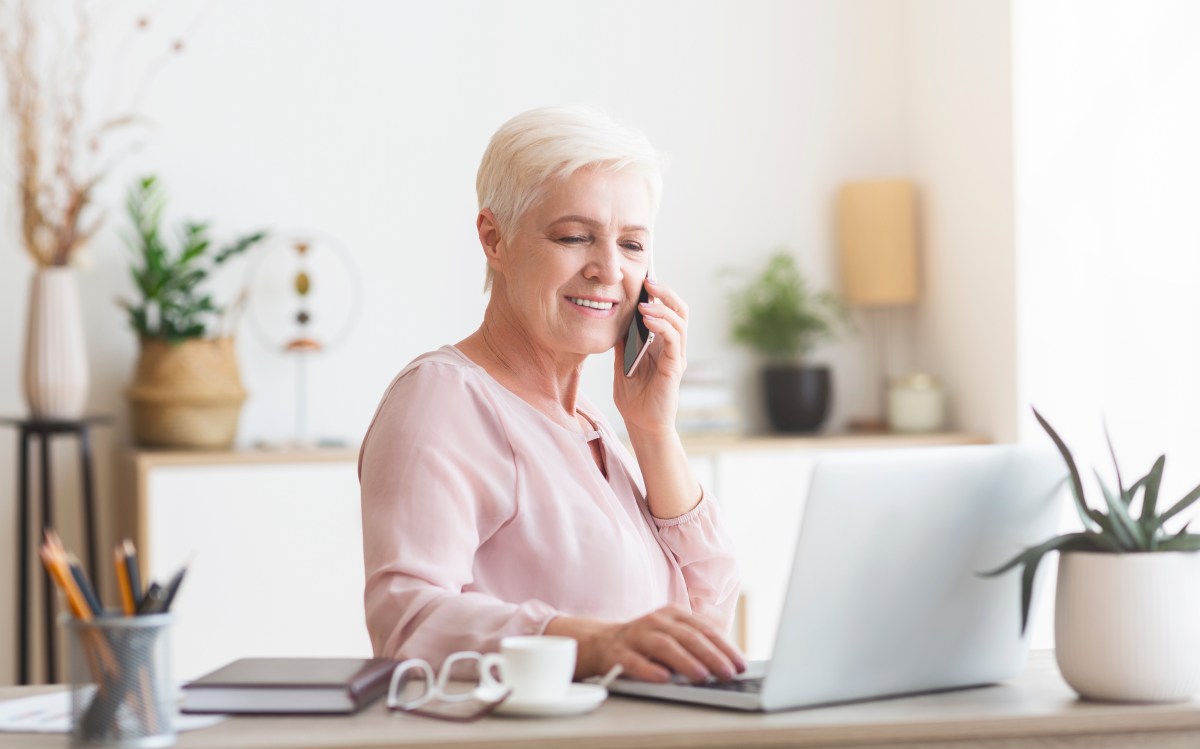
[0,0,188,267]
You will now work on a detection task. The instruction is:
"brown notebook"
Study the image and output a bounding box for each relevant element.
[181,657,397,714]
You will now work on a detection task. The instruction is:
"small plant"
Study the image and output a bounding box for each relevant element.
[728,252,846,362]
[119,175,268,343]
[983,407,1200,633]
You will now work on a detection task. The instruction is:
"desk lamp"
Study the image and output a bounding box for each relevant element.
[836,179,919,431]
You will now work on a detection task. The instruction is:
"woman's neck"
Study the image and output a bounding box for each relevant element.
[456,300,586,427]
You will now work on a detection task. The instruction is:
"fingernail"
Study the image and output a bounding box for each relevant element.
[639,302,652,308]
[646,276,658,285]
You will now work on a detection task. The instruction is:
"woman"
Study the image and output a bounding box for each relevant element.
[359,106,744,683]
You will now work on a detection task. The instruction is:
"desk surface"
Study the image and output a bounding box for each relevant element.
[2,652,1197,749]
[125,432,990,468]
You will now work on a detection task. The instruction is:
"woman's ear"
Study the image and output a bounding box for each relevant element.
[477,209,504,274]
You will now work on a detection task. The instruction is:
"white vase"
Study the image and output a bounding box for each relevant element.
[23,267,90,420]
[1055,550,1200,702]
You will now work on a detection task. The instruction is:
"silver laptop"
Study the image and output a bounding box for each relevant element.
[609,445,1065,712]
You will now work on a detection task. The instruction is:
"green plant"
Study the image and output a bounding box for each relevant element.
[728,252,846,362]
[982,407,1200,633]
[119,175,268,342]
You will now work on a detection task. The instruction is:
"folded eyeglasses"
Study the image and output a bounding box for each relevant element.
[386,651,510,722]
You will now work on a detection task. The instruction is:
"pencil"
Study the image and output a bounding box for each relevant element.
[67,554,102,617]
[114,548,136,616]
[122,539,143,609]
[39,546,90,620]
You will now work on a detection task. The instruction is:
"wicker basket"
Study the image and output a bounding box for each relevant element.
[128,337,247,448]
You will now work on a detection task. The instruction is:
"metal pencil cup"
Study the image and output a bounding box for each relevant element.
[63,613,175,748]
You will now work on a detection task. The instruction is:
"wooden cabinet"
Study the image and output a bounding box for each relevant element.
[682,432,989,659]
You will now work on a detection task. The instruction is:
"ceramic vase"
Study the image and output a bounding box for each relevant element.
[23,267,90,420]
[1055,550,1200,702]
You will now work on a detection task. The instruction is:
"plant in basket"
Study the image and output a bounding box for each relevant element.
[118,175,267,448]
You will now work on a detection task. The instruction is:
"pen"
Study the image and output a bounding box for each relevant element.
[159,565,189,612]
[137,582,165,615]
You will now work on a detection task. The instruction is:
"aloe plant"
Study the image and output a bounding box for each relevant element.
[983,407,1200,634]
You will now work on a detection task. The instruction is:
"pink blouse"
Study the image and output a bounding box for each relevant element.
[358,346,740,666]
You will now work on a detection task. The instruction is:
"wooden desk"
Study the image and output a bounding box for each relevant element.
[2,653,1197,748]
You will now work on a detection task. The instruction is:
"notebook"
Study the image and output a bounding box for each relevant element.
[608,445,1065,711]
[181,657,397,714]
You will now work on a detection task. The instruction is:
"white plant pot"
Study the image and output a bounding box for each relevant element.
[23,267,90,420]
[1055,550,1200,702]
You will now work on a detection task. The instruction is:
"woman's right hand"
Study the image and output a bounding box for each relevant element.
[545,606,747,683]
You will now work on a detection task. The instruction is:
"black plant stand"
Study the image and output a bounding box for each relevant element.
[1,415,111,685]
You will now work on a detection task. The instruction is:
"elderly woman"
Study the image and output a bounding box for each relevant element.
[359,106,744,684]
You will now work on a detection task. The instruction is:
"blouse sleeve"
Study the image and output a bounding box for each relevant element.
[652,491,741,634]
[359,361,558,667]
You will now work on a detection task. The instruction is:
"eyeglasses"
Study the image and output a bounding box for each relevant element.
[386,651,510,722]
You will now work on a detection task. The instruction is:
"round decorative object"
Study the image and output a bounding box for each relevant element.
[245,232,361,443]
[1055,551,1200,702]
[23,267,90,420]
[762,364,831,433]
[245,232,360,356]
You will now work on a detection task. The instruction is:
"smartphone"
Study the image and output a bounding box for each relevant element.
[623,279,655,377]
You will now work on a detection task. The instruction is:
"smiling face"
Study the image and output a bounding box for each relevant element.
[485,167,654,359]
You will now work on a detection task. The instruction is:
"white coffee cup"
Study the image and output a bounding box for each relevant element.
[480,635,576,702]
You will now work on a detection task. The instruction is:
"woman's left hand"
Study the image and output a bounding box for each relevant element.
[614,278,687,436]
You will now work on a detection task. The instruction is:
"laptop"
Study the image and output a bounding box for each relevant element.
[609,445,1065,712]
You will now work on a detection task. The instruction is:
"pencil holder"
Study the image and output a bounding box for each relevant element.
[63,613,175,748]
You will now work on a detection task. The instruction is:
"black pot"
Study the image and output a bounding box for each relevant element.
[763,364,832,433]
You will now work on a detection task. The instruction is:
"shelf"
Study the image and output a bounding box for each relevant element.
[678,431,990,456]
[129,446,360,470]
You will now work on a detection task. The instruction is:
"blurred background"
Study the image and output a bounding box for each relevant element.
[2,0,1199,683]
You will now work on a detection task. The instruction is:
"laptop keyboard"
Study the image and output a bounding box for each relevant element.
[692,676,764,693]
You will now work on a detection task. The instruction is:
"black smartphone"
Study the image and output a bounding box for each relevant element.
[623,280,655,377]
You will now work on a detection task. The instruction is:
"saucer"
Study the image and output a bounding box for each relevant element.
[493,683,607,717]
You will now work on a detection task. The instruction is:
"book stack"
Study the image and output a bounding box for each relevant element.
[675,363,741,436]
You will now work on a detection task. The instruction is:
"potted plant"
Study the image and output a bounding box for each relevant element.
[984,407,1200,702]
[118,175,268,448]
[728,252,846,432]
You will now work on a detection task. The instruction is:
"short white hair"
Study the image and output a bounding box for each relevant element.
[477,106,664,291]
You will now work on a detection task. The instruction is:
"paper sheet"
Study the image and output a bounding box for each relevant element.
[0,689,224,734]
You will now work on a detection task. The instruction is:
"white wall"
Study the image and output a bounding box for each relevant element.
[1015,0,1200,482]
[0,0,929,683]
[904,0,1018,443]
[1013,0,1200,648]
